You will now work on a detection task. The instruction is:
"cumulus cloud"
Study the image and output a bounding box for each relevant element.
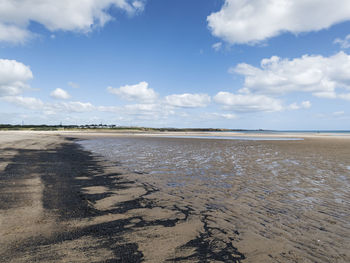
[0,0,145,43]
[107,81,157,103]
[2,96,44,110]
[3,94,95,113]
[231,51,350,100]
[165,93,211,108]
[97,105,121,112]
[338,93,350,101]
[124,103,159,112]
[0,23,32,44]
[0,59,33,96]
[214,92,283,112]
[205,112,237,120]
[334,34,350,49]
[288,101,311,110]
[301,101,312,109]
[132,1,145,11]
[316,110,350,120]
[207,0,350,45]
[333,111,345,116]
[121,103,177,121]
[50,88,71,100]
[221,113,237,119]
[0,59,95,114]
[52,101,95,112]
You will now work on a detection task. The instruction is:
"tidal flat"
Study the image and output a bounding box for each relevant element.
[1,131,349,262]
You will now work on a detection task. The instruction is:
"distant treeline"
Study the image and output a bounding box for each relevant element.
[0,124,260,132]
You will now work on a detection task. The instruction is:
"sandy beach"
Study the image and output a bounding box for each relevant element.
[1,131,349,262]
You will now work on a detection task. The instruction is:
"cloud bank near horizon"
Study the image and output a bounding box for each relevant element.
[1,55,322,123]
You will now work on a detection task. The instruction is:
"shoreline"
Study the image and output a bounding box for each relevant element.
[2,129,350,139]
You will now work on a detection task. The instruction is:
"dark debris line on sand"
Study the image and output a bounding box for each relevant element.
[0,137,245,262]
[169,213,245,263]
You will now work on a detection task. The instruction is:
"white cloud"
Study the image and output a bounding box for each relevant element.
[288,101,311,110]
[212,42,222,51]
[316,110,350,120]
[4,97,170,118]
[338,93,350,101]
[333,111,345,116]
[3,95,95,113]
[132,1,145,11]
[0,0,145,43]
[231,51,350,99]
[50,88,71,100]
[0,23,32,44]
[124,103,159,112]
[165,93,211,108]
[287,103,299,111]
[107,81,157,103]
[207,0,350,45]
[301,101,311,109]
[334,34,350,49]
[0,59,33,96]
[53,101,95,112]
[122,104,176,121]
[221,113,237,119]
[97,105,121,112]
[206,112,237,120]
[214,92,283,112]
[2,96,44,110]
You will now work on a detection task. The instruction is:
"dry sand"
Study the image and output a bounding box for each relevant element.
[0,131,349,263]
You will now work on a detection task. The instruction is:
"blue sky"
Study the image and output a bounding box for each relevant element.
[1,0,350,129]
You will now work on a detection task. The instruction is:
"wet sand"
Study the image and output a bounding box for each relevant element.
[1,131,350,262]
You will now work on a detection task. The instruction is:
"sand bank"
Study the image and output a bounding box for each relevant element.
[3,129,350,139]
[1,131,349,262]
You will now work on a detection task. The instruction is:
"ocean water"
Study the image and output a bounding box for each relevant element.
[152,135,303,140]
[223,130,350,135]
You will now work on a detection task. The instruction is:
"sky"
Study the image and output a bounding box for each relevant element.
[1,0,350,130]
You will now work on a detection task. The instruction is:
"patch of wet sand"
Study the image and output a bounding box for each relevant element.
[1,131,350,262]
[0,132,147,262]
[1,132,231,262]
[79,135,350,263]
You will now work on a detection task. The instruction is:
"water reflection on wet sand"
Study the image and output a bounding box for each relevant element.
[80,136,350,262]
